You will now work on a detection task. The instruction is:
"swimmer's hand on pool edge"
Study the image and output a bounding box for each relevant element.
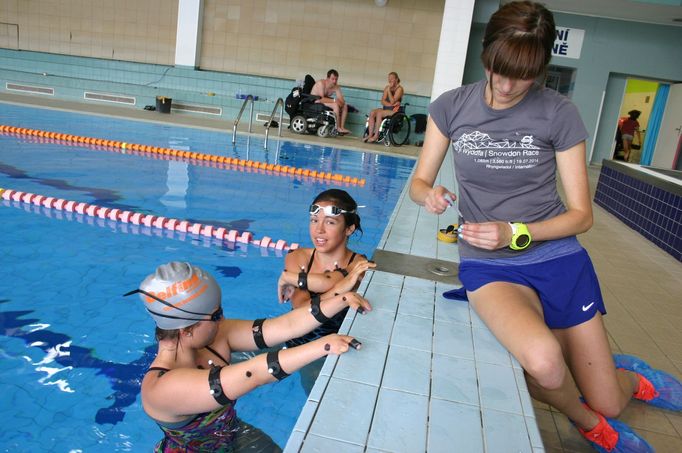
[316,334,363,354]
[333,291,372,315]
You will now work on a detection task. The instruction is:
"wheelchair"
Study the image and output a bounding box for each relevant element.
[362,104,411,147]
[285,75,338,138]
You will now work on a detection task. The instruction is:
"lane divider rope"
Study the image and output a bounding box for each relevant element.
[0,124,366,186]
[0,187,299,251]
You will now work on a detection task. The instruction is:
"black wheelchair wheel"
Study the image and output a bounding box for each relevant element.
[290,115,307,134]
[388,113,410,146]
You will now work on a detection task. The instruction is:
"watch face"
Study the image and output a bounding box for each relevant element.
[516,234,531,248]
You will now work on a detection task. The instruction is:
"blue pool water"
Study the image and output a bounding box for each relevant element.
[0,103,414,451]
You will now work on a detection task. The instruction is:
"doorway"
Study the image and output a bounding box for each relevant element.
[613,78,658,163]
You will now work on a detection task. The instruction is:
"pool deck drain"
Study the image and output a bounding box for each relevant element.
[373,249,460,285]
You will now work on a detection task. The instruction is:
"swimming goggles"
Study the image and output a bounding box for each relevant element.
[123,288,223,322]
[309,204,355,217]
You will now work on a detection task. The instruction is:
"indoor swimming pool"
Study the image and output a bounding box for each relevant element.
[0,102,415,451]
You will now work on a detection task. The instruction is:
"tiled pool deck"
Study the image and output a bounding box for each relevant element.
[284,152,543,452]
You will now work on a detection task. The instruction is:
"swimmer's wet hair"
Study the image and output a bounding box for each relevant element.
[313,189,362,234]
[481,1,556,81]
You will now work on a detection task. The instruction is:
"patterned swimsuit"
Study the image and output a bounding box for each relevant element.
[147,366,239,452]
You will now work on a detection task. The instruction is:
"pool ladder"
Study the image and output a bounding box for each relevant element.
[231,96,285,150]
[232,95,255,145]
[263,98,284,149]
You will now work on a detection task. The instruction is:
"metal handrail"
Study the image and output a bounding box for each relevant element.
[232,95,255,144]
[263,97,284,149]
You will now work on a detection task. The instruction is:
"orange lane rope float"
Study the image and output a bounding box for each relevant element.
[0,125,366,186]
[1,188,299,251]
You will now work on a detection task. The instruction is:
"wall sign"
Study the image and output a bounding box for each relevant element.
[553,27,585,59]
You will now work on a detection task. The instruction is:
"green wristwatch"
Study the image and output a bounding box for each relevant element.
[509,222,532,251]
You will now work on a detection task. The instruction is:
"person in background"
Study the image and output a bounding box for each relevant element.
[620,109,642,162]
[127,261,370,452]
[277,189,374,393]
[364,72,404,143]
[311,69,352,135]
[409,2,680,452]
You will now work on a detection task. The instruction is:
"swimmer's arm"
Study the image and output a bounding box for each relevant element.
[327,258,376,295]
[278,250,349,303]
[143,336,356,418]
[334,87,346,106]
[389,86,404,105]
[223,292,371,352]
[409,118,456,214]
[381,86,392,106]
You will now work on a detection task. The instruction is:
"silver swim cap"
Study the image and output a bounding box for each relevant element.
[137,262,221,330]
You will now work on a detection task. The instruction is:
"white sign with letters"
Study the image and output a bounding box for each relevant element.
[553,27,585,59]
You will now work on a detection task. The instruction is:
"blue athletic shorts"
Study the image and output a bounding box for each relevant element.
[458,248,606,329]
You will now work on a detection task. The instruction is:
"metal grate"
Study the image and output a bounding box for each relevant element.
[172,103,222,115]
[84,91,136,105]
[6,83,54,95]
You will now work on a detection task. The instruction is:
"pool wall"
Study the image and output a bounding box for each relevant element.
[0,49,430,137]
[594,159,682,261]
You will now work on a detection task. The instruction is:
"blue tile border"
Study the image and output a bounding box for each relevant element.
[595,160,682,261]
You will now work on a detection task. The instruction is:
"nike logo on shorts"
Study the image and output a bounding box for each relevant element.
[582,302,595,312]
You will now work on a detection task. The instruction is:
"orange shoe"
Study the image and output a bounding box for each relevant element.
[576,408,653,452]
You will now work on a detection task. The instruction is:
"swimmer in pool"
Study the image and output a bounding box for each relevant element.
[126,261,370,452]
[277,189,376,392]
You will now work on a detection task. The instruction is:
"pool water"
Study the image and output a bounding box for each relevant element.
[0,103,414,451]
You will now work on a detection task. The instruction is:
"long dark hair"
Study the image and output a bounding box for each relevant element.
[313,189,362,235]
[481,1,556,81]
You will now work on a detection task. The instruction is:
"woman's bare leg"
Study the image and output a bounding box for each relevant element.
[552,313,638,418]
[468,282,600,429]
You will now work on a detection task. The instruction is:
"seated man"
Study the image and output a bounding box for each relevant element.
[311,69,351,135]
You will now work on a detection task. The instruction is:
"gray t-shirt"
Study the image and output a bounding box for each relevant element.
[429,79,588,259]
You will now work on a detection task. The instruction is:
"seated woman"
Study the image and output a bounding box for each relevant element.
[277,189,375,392]
[364,72,404,143]
[126,261,370,452]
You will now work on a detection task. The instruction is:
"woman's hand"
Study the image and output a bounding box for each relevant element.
[459,221,512,250]
[277,270,297,303]
[330,260,376,294]
[315,334,362,355]
[423,186,456,214]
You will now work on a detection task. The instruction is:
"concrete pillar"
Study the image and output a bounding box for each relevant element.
[430,0,477,100]
[175,0,204,67]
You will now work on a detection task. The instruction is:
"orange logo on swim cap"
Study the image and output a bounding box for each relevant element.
[143,274,207,310]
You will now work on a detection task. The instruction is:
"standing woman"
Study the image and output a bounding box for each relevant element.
[410,2,679,452]
[128,261,370,452]
[364,72,404,143]
[620,109,642,162]
[277,189,374,392]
